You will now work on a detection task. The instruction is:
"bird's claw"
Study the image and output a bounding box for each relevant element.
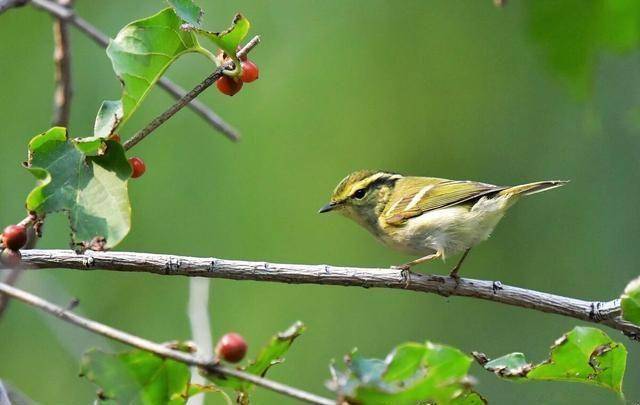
[392,264,412,288]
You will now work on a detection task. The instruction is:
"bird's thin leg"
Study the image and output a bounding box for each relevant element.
[393,252,442,288]
[398,252,442,269]
[449,248,472,279]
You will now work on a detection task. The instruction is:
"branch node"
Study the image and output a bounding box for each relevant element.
[589,301,611,322]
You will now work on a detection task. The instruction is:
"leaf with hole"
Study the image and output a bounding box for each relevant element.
[25,127,131,248]
[328,341,478,405]
[478,326,626,394]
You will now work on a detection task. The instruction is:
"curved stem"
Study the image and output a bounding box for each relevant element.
[195,46,218,65]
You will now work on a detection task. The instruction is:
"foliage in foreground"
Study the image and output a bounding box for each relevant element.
[80,322,627,404]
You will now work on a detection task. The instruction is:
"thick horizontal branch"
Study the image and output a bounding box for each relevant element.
[0,282,334,405]
[24,0,240,141]
[15,249,639,338]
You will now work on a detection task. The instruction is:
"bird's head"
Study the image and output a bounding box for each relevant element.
[319,170,401,227]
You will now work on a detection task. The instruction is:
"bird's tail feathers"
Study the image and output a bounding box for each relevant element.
[500,180,569,197]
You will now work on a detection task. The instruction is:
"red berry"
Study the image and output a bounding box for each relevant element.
[216,75,243,96]
[215,332,247,363]
[0,249,21,268]
[109,134,121,143]
[240,60,259,83]
[129,157,146,179]
[2,225,27,250]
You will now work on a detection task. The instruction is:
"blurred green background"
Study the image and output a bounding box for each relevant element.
[1,0,640,403]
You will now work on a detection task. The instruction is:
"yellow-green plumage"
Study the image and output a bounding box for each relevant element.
[320,170,567,271]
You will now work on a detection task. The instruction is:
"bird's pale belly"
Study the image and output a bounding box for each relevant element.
[376,196,510,259]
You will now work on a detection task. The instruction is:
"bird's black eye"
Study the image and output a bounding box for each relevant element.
[353,188,366,199]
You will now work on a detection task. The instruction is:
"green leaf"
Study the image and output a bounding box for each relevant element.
[72,136,107,157]
[483,352,531,378]
[349,353,387,385]
[167,0,203,27]
[621,276,640,325]
[95,8,211,140]
[329,341,476,405]
[525,0,640,99]
[25,127,132,248]
[191,14,250,60]
[204,322,305,398]
[243,321,305,381]
[80,349,195,404]
[382,342,427,382]
[94,100,123,138]
[528,327,626,392]
[480,326,627,393]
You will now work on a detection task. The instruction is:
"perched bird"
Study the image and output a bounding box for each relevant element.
[319,170,567,277]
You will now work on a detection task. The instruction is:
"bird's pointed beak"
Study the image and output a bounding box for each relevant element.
[318,202,337,213]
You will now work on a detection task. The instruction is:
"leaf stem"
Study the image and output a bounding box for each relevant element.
[195,46,218,65]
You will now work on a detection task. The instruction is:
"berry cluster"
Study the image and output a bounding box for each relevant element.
[216,57,260,97]
[0,224,27,267]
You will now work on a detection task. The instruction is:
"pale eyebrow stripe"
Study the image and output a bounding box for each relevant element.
[405,185,433,211]
[352,172,400,195]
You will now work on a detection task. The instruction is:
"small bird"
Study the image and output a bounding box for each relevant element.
[319,170,567,277]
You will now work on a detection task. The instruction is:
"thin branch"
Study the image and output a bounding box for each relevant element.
[0,0,28,14]
[24,0,240,141]
[0,267,22,316]
[123,36,261,150]
[51,0,74,127]
[0,282,334,405]
[15,249,639,339]
[187,278,213,405]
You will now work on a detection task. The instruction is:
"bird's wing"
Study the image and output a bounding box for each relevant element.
[383,178,505,226]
